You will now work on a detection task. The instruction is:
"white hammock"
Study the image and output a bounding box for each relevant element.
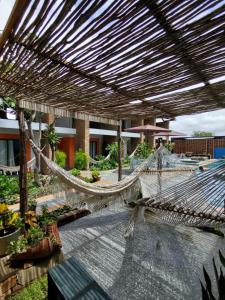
[89,153,111,164]
[30,140,151,196]
[0,157,36,174]
[89,144,139,165]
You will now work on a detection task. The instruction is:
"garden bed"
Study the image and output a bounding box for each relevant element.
[0,204,90,299]
[0,174,57,206]
[0,251,63,300]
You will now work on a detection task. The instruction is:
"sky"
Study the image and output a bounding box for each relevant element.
[0,0,225,137]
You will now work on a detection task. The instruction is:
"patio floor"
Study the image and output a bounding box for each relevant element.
[59,206,225,300]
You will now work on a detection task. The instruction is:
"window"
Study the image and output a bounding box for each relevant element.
[0,140,20,166]
[90,141,97,158]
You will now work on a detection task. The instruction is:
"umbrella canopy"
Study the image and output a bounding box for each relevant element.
[153,130,186,137]
[125,124,170,133]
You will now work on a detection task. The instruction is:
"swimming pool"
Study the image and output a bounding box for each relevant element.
[206,159,225,169]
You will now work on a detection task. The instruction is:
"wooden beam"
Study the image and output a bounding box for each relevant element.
[0,0,30,54]
[117,121,122,181]
[17,107,28,219]
[18,100,120,126]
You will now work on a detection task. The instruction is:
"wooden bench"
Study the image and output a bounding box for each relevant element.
[48,256,111,299]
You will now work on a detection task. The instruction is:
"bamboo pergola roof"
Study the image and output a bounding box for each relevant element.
[1,0,225,125]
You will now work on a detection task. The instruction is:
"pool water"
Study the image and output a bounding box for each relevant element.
[206,159,225,169]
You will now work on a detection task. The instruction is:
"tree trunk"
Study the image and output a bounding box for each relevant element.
[117,121,122,181]
[17,108,28,219]
[51,144,55,162]
[26,111,41,186]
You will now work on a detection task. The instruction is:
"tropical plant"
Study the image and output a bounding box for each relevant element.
[37,205,56,227]
[0,96,16,109]
[164,141,175,152]
[106,142,119,161]
[70,168,81,176]
[0,96,16,118]
[91,170,101,182]
[0,203,22,237]
[134,142,153,159]
[55,150,67,168]
[44,123,61,161]
[74,149,88,170]
[201,250,225,299]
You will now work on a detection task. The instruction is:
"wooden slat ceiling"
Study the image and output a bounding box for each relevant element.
[0,0,225,124]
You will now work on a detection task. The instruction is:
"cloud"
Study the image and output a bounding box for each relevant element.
[170,109,225,136]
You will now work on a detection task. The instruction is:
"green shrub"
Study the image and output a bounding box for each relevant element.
[109,158,117,169]
[91,170,101,182]
[164,142,175,152]
[134,142,153,159]
[70,168,81,177]
[0,175,19,201]
[123,155,131,167]
[83,177,93,183]
[74,149,88,170]
[95,154,105,161]
[106,142,119,161]
[55,150,67,168]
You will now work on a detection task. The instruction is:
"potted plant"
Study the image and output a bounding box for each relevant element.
[91,170,101,182]
[0,203,22,256]
[37,205,61,248]
[9,225,56,261]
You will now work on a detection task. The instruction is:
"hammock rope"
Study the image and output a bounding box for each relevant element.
[140,161,225,227]
[89,144,139,165]
[30,138,223,230]
[0,157,36,174]
[29,140,153,196]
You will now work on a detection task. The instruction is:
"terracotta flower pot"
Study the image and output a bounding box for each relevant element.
[46,222,62,249]
[0,229,20,257]
[12,237,54,261]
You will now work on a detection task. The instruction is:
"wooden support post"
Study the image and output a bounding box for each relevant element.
[117,121,122,181]
[17,107,28,219]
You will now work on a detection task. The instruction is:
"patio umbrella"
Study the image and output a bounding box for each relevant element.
[125,124,171,133]
[125,124,170,148]
[153,130,186,137]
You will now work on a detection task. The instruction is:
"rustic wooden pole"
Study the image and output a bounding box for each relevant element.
[17,107,28,219]
[117,121,122,181]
